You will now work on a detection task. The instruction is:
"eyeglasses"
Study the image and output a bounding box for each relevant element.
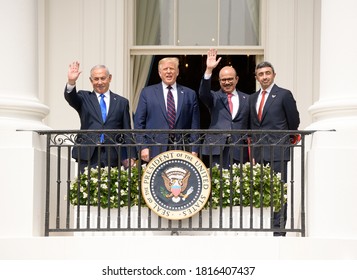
[219,77,235,83]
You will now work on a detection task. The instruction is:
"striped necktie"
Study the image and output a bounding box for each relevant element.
[167,86,176,129]
[257,90,266,122]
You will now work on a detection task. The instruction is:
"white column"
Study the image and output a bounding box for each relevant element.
[306,0,357,237]
[0,0,49,129]
[0,0,49,236]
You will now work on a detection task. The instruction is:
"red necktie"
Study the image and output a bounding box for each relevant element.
[227,93,233,114]
[257,90,266,122]
[167,86,176,129]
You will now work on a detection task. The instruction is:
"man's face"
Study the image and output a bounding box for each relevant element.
[158,61,179,86]
[90,68,112,94]
[255,66,276,90]
[219,67,239,94]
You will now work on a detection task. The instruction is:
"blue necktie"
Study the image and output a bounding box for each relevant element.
[99,94,107,142]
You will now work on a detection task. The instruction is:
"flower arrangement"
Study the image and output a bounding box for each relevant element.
[209,163,287,211]
[69,165,142,208]
[69,163,286,211]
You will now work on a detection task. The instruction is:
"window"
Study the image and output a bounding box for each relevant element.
[131,0,263,127]
[146,54,256,128]
[136,0,260,46]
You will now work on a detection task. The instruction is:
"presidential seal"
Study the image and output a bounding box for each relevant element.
[141,150,211,220]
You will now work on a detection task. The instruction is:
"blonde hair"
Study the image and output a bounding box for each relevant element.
[158,57,179,70]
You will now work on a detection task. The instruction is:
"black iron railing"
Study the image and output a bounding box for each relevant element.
[37,129,314,237]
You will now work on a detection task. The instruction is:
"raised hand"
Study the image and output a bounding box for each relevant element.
[68,61,82,85]
[205,49,222,74]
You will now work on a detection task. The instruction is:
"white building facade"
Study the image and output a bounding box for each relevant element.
[0,0,356,259]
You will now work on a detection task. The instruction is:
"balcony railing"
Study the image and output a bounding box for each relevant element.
[37,129,315,237]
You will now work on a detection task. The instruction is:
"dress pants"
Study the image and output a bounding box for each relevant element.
[78,146,118,173]
[265,160,288,237]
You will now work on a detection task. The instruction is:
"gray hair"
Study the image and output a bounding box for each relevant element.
[90,65,111,77]
[255,61,275,74]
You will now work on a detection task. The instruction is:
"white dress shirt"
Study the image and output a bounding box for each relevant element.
[256,84,274,114]
[229,90,239,119]
[162,82,178,111]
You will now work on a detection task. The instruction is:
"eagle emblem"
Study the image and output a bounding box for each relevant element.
[161,167,193,203]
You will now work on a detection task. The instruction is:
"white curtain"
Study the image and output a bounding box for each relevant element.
[246,0,259,44]
[132,0,160,113]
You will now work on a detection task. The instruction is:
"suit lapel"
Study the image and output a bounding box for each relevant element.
[176,85,184,122]
[251,92,260,121]
[234,92,248,119]
[219,90,231,114]
[155,84,168,121]
[89,91,103,123]
[107,91,117,121]
[261,85,278,121]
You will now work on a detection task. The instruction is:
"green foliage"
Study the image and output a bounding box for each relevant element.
[69,163,286,211]
[209,163,287,211]
[69,166,142,208]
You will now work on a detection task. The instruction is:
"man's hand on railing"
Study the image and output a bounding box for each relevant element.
[290,134,301,145]
[122,158,136,168]
[140,148,150,163]
[192,152,198,157]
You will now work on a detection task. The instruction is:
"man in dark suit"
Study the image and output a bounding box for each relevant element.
[134,57,200,162]
[64,61,135,172]
[199,49,250,168]
[249,61,300,236]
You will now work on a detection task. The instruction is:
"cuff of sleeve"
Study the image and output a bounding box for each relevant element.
[204,73,212,80]
[66,83,75,92]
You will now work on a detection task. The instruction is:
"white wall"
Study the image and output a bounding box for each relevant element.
[3,0,357,262]
[44,0,127,130]
[44,0,315,130]
[263,0,316,130]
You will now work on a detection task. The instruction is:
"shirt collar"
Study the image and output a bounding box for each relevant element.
[162,82,177,91]
[226,89,238,96]
[261,83,275,94]
[95,91,110,98]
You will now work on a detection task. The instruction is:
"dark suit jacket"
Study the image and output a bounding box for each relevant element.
[134,82,200,158]
[64,87,134,163]
[249,84,300,162]
[199,77,250,160]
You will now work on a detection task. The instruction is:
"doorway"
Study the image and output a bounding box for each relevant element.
[146,55,256,128]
